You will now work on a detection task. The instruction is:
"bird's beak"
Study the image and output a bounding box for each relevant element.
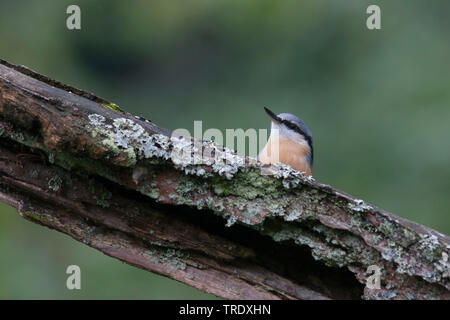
[264,107,280,123]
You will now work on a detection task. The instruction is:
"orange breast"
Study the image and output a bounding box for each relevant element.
[258,137,312,176]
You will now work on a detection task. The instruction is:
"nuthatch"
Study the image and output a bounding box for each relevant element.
[258,107,314,176]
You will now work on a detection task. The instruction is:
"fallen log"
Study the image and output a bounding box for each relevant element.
[0,59,448,299]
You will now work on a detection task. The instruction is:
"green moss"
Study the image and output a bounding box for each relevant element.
[21,210,55,225]
[102,103,122,112]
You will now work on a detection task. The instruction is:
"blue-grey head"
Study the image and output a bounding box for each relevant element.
[264,107,314,167]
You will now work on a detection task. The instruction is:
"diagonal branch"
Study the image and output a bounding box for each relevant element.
[0,59,448,300]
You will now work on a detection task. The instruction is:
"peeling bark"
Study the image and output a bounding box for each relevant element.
[0,59,448,300]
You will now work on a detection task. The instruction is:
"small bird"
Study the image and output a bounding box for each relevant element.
[258,107,314,176]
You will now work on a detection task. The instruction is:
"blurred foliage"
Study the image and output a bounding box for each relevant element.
[0,0,449,299]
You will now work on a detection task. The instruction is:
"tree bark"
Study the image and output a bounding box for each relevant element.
[0,59,448,300]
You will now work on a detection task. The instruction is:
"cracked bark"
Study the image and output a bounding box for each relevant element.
[0,59,448,300]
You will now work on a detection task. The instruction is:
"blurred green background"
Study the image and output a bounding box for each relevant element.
[0,0,449,299]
